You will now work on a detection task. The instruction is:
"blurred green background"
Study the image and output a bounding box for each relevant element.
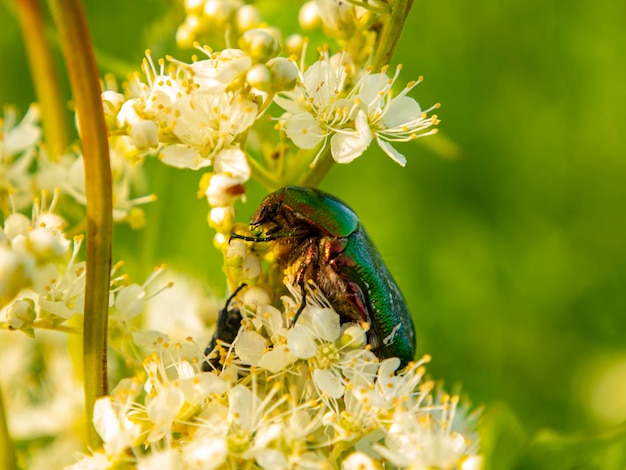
[1,0,625,466]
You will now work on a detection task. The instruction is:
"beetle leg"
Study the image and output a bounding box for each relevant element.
[289,240,317,327]
[291,277,307,326]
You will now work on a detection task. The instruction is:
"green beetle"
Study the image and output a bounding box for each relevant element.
[234,186,416,368]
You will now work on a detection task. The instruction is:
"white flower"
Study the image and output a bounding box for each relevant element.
[113,264,169,320]
[235,330,268,366]
[354,68,440,166]
[93,394,142,455]
[275,55,439,166]
[141,270,214,342]
[0,105,41,211]
[341,451,379,470]
[63,281,481,468]
[64,140,156,226]
[160,91,257,170]
[181,432,228,470]
[137,449,184,470]
[64,452,110,470]
[6,298,36,330]
[274,51,353,157]
[189,48,252,93]
[34,239,86,320]
[374,408,472,468]
[282,284,375,399]
[204,172,247,207]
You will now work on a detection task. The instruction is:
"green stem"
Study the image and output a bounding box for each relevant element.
[371,0,415,71]
[0,386,17,470]
[248,155,279,191]
[15,0,70,160]
[47,0,112,448]
[297,147,334,188]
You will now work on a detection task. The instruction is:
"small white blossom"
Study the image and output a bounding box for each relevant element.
[34,238,86,320]
[275,53,439,166]
[137,449,184,470]
[0,105,42,211]
[6,298,36,330]
[93,393,142,455]
[353,68,440,166]
[341,451,380,470]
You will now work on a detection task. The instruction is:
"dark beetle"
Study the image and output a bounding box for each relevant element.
[203,284,246,371]
[233,186,416,368]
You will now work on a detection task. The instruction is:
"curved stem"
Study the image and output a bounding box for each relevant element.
[47,0,112,448]
[15,0,70,159]
[0,386,16,470]
[248,155,279,191]
[371,0,415,71]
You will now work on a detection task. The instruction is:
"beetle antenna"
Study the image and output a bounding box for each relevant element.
[225,283,247,307]
[230,233,279,242]
[230,227,310,243]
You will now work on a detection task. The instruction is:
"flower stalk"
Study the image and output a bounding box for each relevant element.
[15,0,70,160]
[0,387,16,470]
[47,0,113,448]
[372,0,416,71]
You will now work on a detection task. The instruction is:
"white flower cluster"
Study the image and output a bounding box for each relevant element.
[275,51,440,167]
[0,190,73,314]
[0,105,42,211]
[70,283,482,469]
[0,105,154,228]
[102,45,288,235]
[0,190,169,334]
[103,48,261,174]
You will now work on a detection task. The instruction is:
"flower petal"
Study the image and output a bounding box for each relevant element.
[160,144,212,170]
[235,330,268,365]
[313,368,345,398]
[284,113,325,149]
[382,96,422,129]
[287,324,317,359]
[377,138,407,166]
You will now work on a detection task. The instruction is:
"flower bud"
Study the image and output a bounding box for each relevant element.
[7,298,36,330]
[213,232,228,250]
[235,5,262,33]
[3,213,30,240]
[225,239,247,267]
[203,0,238,24]
[317,0,355,39]
[241,254,261,282]
[27,226,70,264]
[176,14,201,49]
[246,64,271,91]
[102,91,125,130]
[239,29,280,63]
[299,1,321,30]
[339,324,367,349]
[129,120,159,149]
[209,206,235,231]
[242,285,272,311]
[184,0,204,14]
[285,34,305,57]
[267,57,298,92]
